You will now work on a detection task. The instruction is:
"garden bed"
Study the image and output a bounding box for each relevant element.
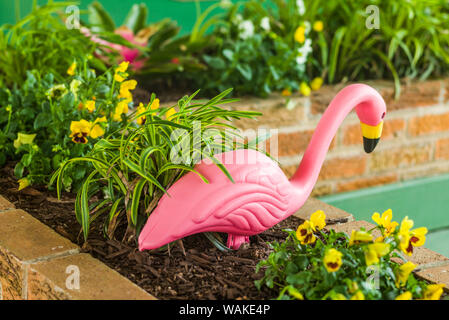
[2,161,448,300]
[0,162,295,299]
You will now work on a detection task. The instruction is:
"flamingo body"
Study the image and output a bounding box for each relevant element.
[139,149,305,250]
[138,84,387,251]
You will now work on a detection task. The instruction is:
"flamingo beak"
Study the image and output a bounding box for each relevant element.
[361,121,383,153]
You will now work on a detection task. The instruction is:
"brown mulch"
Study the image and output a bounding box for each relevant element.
[0,163,302,300]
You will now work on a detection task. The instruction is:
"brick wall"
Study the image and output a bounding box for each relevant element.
[232,79,449,196]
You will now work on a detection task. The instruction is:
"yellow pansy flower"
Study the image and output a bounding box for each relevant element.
[323,248,343,272]
[13,133,37,149]
[89,118,106,139]
[166,107,177,121]
[395,291,412,300]
[114,61,129,82]
[113,100,130,121]
[294,26,306,43]
[67,62,76,76]
[296,210,326,245]
[299,82,311,96]
[114,72,127,82]
[398,216,427,256]
[281,89,292,97]
[310,210,326,231]
[296,220,316,245]
[313,21,324,32]
[136,103,147,125]
[116,61,129,73]
[422,284,445,300]
[119,80,137,100]
[310,77,323,91]
[70,119,91,144]
[149,98,160,110]
[364,242,390,266]
[85,100,96,113]
[18,177,30,191]
[372,209,398,238]
[350,291,365,300]
[89,125,104,139]
[349,230,373,246]
[395,261,416,288]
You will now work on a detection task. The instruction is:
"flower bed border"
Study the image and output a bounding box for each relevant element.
[0,194,447,300]
[0,195,155,300]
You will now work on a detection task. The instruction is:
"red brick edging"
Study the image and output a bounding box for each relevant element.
[0,195,447,300]
[0,196,155,300]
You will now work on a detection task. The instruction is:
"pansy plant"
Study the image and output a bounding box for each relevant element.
[0,59,136,189]
[256,210,446,300]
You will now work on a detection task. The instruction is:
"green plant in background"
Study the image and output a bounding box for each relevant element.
[84,1,209,77]
[51,89,261,243]
[185,0,324,97]
[256,209,446,300]
[305,0,449,98]
[0,0,109,88]
[0,59,136,189]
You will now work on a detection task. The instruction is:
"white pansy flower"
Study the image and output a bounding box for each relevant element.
[239,20,255,39]
[296,39,312,65]
[260,17,270,31]
[296,0,306,16]
[304,21,311,34]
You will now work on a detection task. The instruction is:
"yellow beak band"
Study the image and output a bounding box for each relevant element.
[361,121,383,139]
[361,121,383,153]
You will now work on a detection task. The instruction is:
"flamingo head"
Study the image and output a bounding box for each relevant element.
[355,89,387,153]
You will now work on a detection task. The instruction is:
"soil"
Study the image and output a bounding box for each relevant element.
[0,163,302,300]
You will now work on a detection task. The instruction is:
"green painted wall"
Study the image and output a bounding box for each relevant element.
[0,0,233,34]
[320,174,449,257]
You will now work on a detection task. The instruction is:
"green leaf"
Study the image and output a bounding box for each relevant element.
[123,158,166,193]
[123,4,148,34]
[88,1,116,32]
[33,113,51,129]
[130,179,146,226]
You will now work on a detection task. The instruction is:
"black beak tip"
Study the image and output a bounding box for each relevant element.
[363,137,380,153]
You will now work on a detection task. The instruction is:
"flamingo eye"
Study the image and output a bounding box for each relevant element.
[381,112,386,119]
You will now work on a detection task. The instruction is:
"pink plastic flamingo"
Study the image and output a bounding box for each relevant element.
[139,84,386,251]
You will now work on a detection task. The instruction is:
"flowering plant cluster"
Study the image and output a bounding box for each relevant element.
[83,1,209,78]
[0,59,137,189]
[52,89,261,243]
[255,209,446,300]
[188,0,323,97]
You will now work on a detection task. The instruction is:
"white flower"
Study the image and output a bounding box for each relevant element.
[260,17,270,31]
[296,39,312,65]
[234,13,243,24]
[239,20,255,39]
[70,79,82,100]
[304,21,311,34]
[296,0,306,16]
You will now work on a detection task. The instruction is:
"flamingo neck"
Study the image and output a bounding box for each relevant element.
[289,85,383,196]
